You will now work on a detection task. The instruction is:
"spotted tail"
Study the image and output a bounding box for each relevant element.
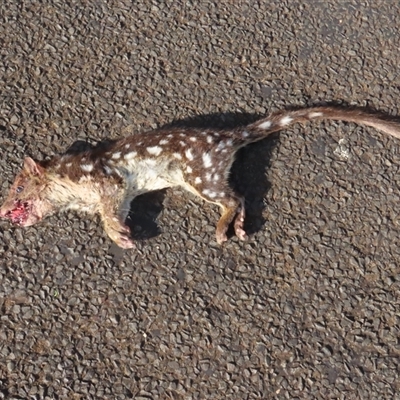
[246,106,400,141]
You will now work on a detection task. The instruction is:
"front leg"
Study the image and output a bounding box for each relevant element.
[101,210,135,249]
[99,193,135,249]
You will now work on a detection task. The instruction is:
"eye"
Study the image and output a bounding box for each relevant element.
[16,186,24,194]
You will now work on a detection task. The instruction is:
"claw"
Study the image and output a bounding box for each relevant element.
[116,235,135,249]
[114,224,135,249]
[235,227,247,241]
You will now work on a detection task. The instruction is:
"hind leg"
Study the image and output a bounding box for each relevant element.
[216,196,246,243]
[233,196,246,241]
[183,171,247,243]
[203,191,247,244]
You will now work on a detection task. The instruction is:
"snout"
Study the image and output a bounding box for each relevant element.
[0,200,15,219]
[0,206,8,218]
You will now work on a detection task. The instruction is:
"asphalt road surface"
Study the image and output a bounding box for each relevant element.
[1,1,400,399]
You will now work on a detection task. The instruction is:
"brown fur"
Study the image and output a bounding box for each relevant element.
[1,106,400,248]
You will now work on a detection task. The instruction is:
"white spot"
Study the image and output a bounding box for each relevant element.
[173,153,182,160]
[222,149,228,153]
[159,139,169,145]
[185,149,194,160]
[54,164,61,170]
[125,143,130,149]
[124,151,137,160]
[258,120,272,129]
[167,134,173,138]
[207,136,213,144]
[113,168,122,177]
[103,165,112,175]
[195,177,202,184]
[81,164,93,172]
[203,153,212,168]
[205,172,212,181]
[213,174,219,181]
[219,192,225,197]
[112,152,121,159]
[203,189,216,198]
[179,133,185,137]
[280,116,293,126]
[242,131,250,138]
[186,166,192,173]
[66,163,72,168]
[201,131,207,135]
[216,142,225,152]
[309,111,323,118]
[226,139,233,146]
[189,137,197,142]
[147,146,163,156]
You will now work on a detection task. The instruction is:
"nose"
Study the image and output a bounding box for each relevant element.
[0,205,9,218]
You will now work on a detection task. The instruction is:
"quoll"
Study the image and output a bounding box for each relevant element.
[1,106,400,248]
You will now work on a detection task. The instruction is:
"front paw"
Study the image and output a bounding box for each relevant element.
[115,234,135,249]
[107,224,135,249]
[115,224,135,249]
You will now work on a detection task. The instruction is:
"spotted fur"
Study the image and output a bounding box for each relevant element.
[1,106,400,248]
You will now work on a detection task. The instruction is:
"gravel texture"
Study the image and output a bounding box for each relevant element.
[1,1,400,399]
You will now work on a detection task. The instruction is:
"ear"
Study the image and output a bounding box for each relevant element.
[23,157,44,176]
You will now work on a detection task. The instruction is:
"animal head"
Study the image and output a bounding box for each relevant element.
[0,157,53,227]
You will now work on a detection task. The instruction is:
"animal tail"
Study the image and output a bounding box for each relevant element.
[246,106,400,140]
